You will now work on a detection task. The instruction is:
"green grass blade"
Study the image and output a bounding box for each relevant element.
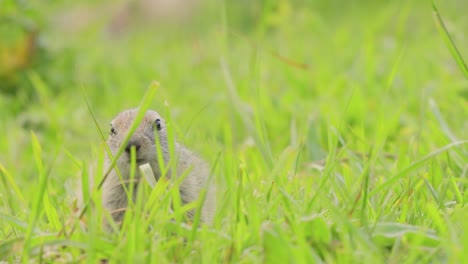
[23,132,50,259]
[432,1,468,79]
[370,140,468,197]
[100,81,160,188]
[0,164,26,211]
[71,81,160,231]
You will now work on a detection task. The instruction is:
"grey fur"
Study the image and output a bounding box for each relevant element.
[102,109,215,224]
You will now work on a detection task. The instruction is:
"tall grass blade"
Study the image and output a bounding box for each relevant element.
[0,165,26,211]
[68,81,160,234]
[432,1,468,79]
[23,132,50,259]
[370,140,468,197]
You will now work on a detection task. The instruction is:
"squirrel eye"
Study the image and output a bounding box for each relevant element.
[154,118,162,131]
[110,125,117,135]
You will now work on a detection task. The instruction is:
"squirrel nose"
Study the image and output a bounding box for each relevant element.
[125,140,141,154]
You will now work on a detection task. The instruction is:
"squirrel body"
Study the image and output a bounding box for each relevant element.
[102,109,215,224]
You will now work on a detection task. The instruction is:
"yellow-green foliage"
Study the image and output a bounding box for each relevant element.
[1,0,467,263]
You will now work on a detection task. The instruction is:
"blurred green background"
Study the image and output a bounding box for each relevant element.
[2,0,466,180]
[1,0,467,262]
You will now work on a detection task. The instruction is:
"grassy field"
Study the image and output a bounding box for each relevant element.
[1,0,467,263]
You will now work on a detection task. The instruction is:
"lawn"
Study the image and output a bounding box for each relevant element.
[1,0,467,263]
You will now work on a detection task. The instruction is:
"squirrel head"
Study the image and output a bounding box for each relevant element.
[106,109,169,178]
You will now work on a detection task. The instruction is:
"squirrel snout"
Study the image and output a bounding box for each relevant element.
[125,140,141,154]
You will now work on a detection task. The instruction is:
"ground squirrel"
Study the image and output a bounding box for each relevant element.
[102,109,215,224]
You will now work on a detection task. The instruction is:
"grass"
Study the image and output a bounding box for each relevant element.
[1,0,467,263]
